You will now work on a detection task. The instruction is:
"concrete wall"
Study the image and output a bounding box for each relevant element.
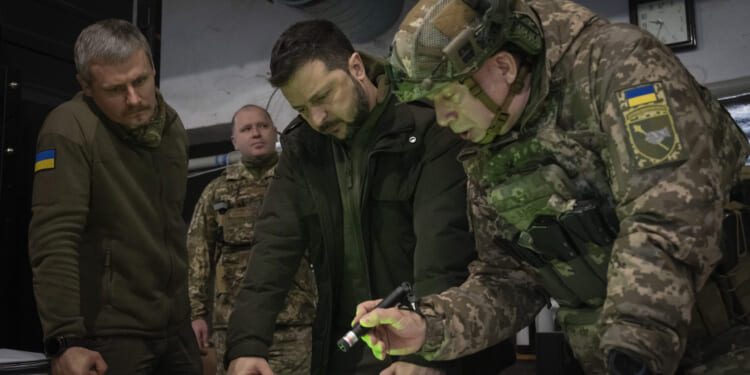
[161,0,750,133]
[160,0,412,132]
[576,0,750,84]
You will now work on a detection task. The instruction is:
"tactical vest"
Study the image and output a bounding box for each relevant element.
[465,130,750,341]
[466,133,615,310]
[211,174,318,329]
[213,200,258,288]
[211,180,268,328]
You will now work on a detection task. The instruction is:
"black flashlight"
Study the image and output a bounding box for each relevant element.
[336,282,414,352]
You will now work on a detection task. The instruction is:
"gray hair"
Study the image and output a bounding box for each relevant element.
[74,19,153,82]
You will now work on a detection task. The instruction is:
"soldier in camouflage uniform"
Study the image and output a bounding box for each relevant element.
[188,105,317,375]
[353,1,750,374]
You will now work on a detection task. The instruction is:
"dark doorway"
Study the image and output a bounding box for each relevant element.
[0,0,161,352]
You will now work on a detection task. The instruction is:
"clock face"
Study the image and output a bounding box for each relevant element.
[636,0,689,45]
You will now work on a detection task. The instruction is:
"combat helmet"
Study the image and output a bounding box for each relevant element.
[388,0,543,142]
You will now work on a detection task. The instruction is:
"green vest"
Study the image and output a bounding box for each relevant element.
[464,133,616,309]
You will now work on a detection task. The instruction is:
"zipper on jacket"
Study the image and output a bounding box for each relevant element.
[346,160,353,190]
[152,148,174,324]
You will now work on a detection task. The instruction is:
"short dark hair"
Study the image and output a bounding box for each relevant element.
[269,20,354,87]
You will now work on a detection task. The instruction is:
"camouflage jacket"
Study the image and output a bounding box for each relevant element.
[187,157,317,329]
[416,1,750,374]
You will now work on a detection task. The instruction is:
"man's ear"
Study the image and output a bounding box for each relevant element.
[76,74,93,96]
[348,52,367,82]
[489,51,519,85]
[231,134,239,151]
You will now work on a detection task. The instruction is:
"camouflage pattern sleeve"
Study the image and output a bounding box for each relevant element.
[417,179,547,361]
[187,177,221,321]
[591,26,750,374]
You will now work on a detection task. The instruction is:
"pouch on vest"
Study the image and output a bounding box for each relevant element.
[690,201,750,340]
[717,203,750,325]
[214,249,252,326]
[219,206,257,247]
[213,201,229,246]
[488,164,576,231]
[497,236,583,307]
[215,249,251,295]
[521,213,607,308]
[559,200,618,282]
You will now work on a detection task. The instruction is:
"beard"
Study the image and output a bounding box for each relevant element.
[349,76,371,128]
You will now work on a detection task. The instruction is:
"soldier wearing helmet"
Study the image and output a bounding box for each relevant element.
[353,0,750,374]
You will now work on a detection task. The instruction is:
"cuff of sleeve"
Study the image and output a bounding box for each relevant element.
[190,314,207,322]
[600,322,679,375]
[224,339,269,370]
[45,319,87,342]
[190,304,207,321]
[397,354,453,370]
[416,299,446,361]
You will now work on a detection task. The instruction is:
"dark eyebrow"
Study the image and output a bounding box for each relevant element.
[310,82,333,102]
[291,79,334,112]
[102,73,149,90]
[103,84,125,91]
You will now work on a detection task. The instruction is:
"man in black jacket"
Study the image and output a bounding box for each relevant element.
[225,20,513,375]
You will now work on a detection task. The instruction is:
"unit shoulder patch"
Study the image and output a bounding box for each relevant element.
[616,82,688,170]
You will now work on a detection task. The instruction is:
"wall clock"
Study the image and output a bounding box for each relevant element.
[629,0,697,51]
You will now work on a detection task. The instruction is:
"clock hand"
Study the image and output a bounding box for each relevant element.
[648,18,664,38]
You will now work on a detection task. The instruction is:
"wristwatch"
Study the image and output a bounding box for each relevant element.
[44,336,88,357]
[607,349,653,375]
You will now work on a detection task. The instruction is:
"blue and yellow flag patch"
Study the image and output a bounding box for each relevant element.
[624,85,657,107]
[34,149,55,172]
[616,82,688,170]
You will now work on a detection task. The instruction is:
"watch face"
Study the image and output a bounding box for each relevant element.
[636,0,689,45]
[44,337,62,356]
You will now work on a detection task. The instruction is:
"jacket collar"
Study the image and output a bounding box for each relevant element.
[351,53,422,152]
[224,158,276,181]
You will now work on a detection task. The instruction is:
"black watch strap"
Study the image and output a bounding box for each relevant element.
[44,336,88,357]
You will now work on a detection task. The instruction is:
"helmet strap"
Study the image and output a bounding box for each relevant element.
[463,65,528,144]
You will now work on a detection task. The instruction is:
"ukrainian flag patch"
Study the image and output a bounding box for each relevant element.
[34,149,55,172]
[616,82,688,170]
[624,85,657,107]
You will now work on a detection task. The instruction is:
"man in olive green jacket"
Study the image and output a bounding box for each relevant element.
[28,19,201,375]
